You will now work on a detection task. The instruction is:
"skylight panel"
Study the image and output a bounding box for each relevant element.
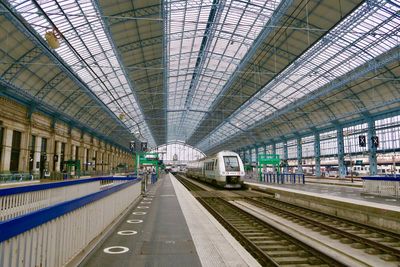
[198,0,399,151]
[8,0,155,146]
[166,0,283,141]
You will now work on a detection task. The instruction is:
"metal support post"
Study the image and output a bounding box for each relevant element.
[314,133,321,177]
[272,143,277,174]
[283,141,288,173]
[297,137,303,174]
[337,126,346,178]
[367,119,378,175]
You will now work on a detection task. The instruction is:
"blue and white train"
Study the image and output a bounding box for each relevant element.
[186,151,245,188]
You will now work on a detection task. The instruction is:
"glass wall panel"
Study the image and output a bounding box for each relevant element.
[320,130,338,156]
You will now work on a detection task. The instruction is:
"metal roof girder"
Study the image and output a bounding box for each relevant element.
[0,1,132,137]
[195,47,398,152]
[177,0,225,139]
[186,0,293,143]
[93,0,157,146]
[0,79,132,149]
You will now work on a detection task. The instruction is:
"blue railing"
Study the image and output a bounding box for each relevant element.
[263,173,305,184]
[362,175,400,181]
[0,176,137,196]
[0,176,140,242]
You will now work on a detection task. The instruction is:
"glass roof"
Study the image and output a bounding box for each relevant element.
[165,0,282,141]
[8,0,155,146]
[198,0,400,151]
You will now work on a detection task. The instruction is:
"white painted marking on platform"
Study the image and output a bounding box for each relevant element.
[127,219,143,224]
[364,196,375,198]
[141,202,151,204]
[385,199,397,202]
[103,246,129,254]
[137,206,149,209]
[117,230,137,235]
[160,194,175,197]
[132,212,146,215]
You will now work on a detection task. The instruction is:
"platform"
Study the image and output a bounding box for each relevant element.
[244,178,399,206]
[245,180,400,234]
[80,174,259,267]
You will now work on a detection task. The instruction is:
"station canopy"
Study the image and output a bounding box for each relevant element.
[0,0,399,154]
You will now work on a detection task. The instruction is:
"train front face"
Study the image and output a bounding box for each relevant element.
[220,154,245,188]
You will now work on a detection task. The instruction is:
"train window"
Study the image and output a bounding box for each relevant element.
[223,156,240,171]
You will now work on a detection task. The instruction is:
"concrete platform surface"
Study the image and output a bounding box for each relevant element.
[81,174,260,267]
[245,179,400,207]
[170,174,260,267]
[80,175,202,267]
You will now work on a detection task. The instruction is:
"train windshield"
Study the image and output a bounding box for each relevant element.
[223,156,240,171]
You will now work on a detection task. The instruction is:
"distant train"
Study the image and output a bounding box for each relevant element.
[186,151,245,188]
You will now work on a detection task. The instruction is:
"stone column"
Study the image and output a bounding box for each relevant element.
[19,130,30,172]
[1,128,13,171]
[83,147,88,171]
[33,136,42,174]
[55,141,62,172]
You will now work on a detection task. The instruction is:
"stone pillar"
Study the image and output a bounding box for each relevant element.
[337,126,346,178]
[1,128,13,171]
[33,136,42,174]
[71,145,76,160]
[83,147,88,171]
[71,145,76,174]
[367,119,377,175]
[19,131,30,172]
[314,133,321,177]
[55,141,62,172]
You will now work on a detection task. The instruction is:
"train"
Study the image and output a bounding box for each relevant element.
[186,151,245,188]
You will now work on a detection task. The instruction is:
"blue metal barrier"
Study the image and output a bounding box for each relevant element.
[0,176,140,242]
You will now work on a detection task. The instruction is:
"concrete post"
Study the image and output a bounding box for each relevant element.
[337,126,346,178]
[272,143,276,155]
[367,119,378,175]
[1,128,13,171]
[314,133,321,177]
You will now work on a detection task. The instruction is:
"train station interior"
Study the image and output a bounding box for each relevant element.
[0,0,399,266]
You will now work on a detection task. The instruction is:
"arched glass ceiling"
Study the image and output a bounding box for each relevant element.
[165,0,283,141]
[197,0,400,152]
[151,141,206,162]
[8,0,155,146]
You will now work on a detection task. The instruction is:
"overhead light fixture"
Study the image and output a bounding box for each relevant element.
[45,28,61,49]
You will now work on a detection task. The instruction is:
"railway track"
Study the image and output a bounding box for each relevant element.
[234,191,400,263]
[175,174,344,266]
[175,174,400,266]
